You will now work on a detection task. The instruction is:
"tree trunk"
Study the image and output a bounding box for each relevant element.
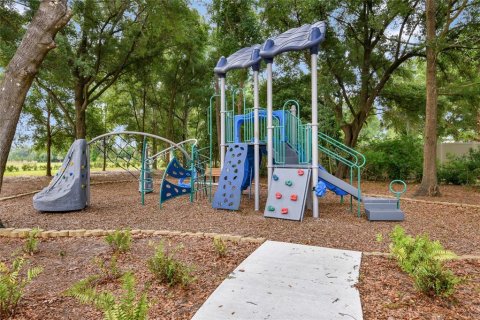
[415,0,440,197]
[74,82,87,139]
[0,0,71,192]
[46,101,52,177]
[335,115,364,178]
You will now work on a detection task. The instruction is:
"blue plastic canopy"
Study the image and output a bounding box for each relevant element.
[214,45,261,77]
[260,21,326,59]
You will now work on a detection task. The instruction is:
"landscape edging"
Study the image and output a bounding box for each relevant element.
[0,227,266,244]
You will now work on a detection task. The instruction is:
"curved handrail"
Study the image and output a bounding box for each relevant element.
[282,100,301,115]
[148,139,198,161]
[88,131,195,160]
[318,132,366,168]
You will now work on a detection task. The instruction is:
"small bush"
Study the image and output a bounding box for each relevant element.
[21,163,38,172]
[438,148,480,185]
[147,242,195,287]
[213,237,228,257]
[67,272,149,320]
[389,226,461,297]
[23,228,41,255]
[94,255,123,283]
[105,229,132,254]
[0,257,43,318]
[361,136,423,181]
[6,165,19,172]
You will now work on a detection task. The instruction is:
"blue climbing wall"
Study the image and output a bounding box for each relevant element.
[212,143,249,210]
[160,158,192,203]
[264,168,312,221]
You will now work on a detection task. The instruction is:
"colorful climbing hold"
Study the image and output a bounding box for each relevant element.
[281,208,288,214]
[273,174,279,181]
[69,172,73,176]
[275,192,282,199]
[69,161,74,166]
[267,205,275,212]
[290,194,298,201]
[297,169,304,176]
[285,180,293,186]
[81,184,86,189]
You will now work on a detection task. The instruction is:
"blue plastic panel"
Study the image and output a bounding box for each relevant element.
[166,158,192,179]
[260,21,326,59]
[160,180,191,202]
[214,45,261,76]
[212,143,249,210]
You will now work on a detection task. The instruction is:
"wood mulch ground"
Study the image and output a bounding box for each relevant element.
[0,235,258,320]
[1,173,479,319]
[1,174,479,255]
[357,255,480,319]
[361,180,480,206]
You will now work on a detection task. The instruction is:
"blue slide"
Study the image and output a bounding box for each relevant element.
[318,165,349,197]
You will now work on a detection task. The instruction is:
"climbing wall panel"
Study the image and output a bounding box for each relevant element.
[159,157,193,204]
[212,143,249,210]
[264,168,312,221]
[160,180,191,202]
[33,139,89,212]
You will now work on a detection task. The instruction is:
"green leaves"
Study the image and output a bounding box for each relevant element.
[67,272,149,320]
[0,257,43,318]
[389,226,461,297]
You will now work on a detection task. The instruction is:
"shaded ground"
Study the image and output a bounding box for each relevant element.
[1,174,479,319]
[0,235,258,320]
[1,176,479,255]
[357,255,480,319]
[362,180,480,206]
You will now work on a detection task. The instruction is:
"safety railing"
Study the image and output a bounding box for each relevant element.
[317,133,365,216]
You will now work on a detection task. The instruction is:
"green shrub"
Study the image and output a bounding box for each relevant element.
[23,228,41,255]
[67,272,149,320]
[105,229,132,254]
[213,237,228,257]
[147,242,195,287]
[6,165,19,172]
[438,148,480,185]
[21,163,38,172]
[94,255,123,283]
[389,226,461,297]
[0,257,43,318]
[361,136,423,181]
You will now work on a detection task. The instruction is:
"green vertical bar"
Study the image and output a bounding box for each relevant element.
[141,137,146,205]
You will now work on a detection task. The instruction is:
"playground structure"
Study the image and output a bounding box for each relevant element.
[33,131,212,212]
[212,21,406,221]
[33,22,406,221]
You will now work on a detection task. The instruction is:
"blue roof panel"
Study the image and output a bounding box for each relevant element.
[260,21,326,59]
[214,45,261,76]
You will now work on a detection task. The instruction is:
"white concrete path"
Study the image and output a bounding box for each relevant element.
[192,240,363,320]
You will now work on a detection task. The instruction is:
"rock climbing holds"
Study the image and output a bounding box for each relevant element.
[273,174,279,181]
[290,194,298,201]
[281,208,288,214]
[285,180,293,186]
[81,184,86,189]
[69,172,73,176]
[297,169,304,176]
[267,205,275,212]
[275,192,282,199]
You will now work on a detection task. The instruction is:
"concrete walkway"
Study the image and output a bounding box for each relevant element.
[192,241,363,320]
